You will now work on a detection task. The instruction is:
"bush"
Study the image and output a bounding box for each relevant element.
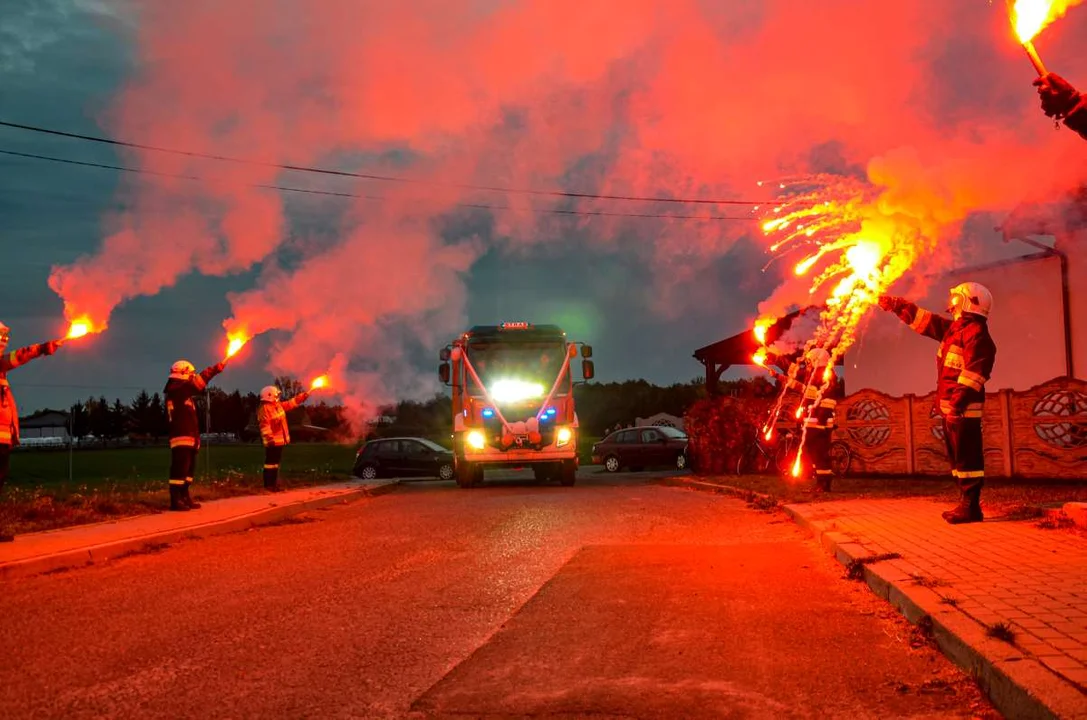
[684,395,773,475]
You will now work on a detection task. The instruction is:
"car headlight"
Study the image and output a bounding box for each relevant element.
[556,427,573,447]
[466,430,486,450]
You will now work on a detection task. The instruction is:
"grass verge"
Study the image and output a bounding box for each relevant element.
[1,443,355,536]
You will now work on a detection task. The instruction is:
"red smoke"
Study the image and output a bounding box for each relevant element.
[49,0,1087,428]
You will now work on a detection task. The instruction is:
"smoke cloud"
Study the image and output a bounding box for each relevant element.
[48,0,1087,429]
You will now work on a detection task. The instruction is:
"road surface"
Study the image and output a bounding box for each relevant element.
[0,471,995,719]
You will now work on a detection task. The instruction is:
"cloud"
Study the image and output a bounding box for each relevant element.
[44,0,1087,427]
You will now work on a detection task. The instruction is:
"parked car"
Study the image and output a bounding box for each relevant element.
[591,426,689,473]
[353,437,455,481]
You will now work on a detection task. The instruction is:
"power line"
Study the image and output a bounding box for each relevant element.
[0,118,775,206]
[0,148,757,222]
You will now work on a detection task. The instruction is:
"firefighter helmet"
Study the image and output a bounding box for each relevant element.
[0,321,9,347]
[170,360,195,380]
[805,347,831,368]
[260,386,281,403]
[948,282,992,319]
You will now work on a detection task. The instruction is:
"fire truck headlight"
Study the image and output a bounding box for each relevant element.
[556,427,573,447]
[466,431,486,450]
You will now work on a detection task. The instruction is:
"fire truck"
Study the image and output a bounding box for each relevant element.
[438,322,594,488]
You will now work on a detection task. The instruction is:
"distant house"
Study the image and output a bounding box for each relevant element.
[636,412,686,432]
[18,409,70,442]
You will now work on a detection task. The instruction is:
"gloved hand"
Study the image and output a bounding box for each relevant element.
[877,295,901,312]
[41,341,61,356]
[1033,73,1080,118]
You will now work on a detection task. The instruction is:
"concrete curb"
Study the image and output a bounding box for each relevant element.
[783,504,1087,720]
[1063,502,1087,529]
[0,480,400,581]
[660,476,777,503]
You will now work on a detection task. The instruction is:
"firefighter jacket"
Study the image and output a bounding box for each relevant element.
[886,299,997,418]
[1064,96,1087,140]
[768,353,839,430]
[0,344,56,446]
[258,392,308,447]
[164,362,225,448]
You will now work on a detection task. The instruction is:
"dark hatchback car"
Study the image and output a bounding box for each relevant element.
[353,437,455,481]
[591,426,689,473]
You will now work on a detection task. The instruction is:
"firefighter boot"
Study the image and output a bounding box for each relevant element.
[263,467,280,492]
[943,488,983,525]
[169,485,190,512]
[182,482,202,510]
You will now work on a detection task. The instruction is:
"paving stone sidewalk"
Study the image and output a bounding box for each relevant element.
[787,497,1087,717]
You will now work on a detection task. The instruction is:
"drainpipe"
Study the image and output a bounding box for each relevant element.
[1010,236,1074,378]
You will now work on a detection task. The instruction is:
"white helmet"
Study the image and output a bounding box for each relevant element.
[260,385,281,403]
[805,347,831,368]
[948,282,992,319]
[170,360,195,380]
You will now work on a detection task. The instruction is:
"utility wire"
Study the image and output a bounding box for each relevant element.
[0,148,757,222]
[0,118,776,207]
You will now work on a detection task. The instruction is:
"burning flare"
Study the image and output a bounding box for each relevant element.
[65,317,95,340]
[226,333,249,359]
[1009,0,1083,75]
[752,348,768,366]
[1012,0,1082,42]
[310,375,330,390]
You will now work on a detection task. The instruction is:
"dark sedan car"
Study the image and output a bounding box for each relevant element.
[353,437,455,481]
[591,426,689,473]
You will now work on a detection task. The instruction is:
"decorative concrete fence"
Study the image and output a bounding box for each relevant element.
[838,376,1087,479]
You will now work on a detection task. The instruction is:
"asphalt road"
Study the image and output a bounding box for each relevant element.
[0,470,996,719]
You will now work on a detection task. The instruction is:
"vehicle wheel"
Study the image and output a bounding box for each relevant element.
[829,441,852,477]
[438,463,455,482]
[455,461,479,488]
[603,455,621,473]
[357,464,378,480]
[675,453,688,471]
[774,439,795,477]
[558,460,577,486]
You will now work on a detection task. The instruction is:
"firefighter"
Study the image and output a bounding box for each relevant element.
[256,385,311,492]
[765,346,840,492]
[878,282,997,524]
[0,323,63,541]
[164,358,229,511]
[1033,72,1087,140]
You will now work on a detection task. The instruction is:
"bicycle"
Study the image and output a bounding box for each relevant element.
[736,424,799,477]
[829,439,853,477]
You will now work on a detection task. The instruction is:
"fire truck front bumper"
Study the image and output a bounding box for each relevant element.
[461,446,578,465]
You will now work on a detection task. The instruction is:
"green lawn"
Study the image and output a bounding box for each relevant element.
[7,443,358,494]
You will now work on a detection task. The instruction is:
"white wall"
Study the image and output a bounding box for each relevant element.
[1057,228,1087,380]
[845,253,1067,395]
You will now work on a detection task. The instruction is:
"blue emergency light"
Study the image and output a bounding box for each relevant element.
[482,407,495,418]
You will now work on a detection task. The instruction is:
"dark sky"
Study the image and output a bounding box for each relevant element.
[2,1,1084,415]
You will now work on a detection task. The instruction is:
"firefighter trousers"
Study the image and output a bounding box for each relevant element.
[805,426,833,489]
[943,416,984,497]
[169,446,198,486]
[264,445,284,489]
[0,443,10,494]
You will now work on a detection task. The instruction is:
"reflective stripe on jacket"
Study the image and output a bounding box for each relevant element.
[258,393,308,447]
[164,362,225,448]
[891,301,997,418]
[770,353,839,430]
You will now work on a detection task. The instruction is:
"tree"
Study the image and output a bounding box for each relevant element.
[109,399,128,440]
[129,390,155,437]
[69,401,89,441]
[274,376,306,399]
[149,393,169,438]
[88,396,111,440]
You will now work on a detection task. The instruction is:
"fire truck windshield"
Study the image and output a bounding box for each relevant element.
[465,340,567,400]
